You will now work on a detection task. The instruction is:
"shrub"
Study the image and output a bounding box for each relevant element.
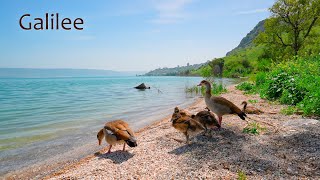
[255,72,267,87]
[256,55,320,116]
[236,82,254,91]
[280,106,297,115]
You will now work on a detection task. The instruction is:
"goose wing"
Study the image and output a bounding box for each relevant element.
[195,111,220,128]
[105,120,133,141]
[189,118,205,131]
[211,96,242,114]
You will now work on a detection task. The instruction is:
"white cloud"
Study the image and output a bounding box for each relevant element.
[236,8,268,15]
[150,0,194,24]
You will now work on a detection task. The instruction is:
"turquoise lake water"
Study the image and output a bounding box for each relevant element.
[0,76,240,175]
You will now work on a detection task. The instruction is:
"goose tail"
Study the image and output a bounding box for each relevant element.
[125,136,137,147]
[238,111,247,120]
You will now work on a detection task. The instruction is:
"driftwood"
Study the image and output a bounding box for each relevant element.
[134,83,150,89]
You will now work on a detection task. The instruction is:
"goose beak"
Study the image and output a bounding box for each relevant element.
[98,139,102,145]
[197,83,202,86]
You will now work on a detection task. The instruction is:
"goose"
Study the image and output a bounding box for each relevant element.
[241,101,264,114]
[174,106,191,117]
[171,107,205,144]
[191,110,221,133]
[97,120,137,153]
[198,80,246,127]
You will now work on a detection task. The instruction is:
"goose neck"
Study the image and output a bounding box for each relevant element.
[205,84,212,97]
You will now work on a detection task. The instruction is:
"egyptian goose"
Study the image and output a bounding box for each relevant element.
[241,101,264,114]
[97,120,137,153]
[174,107,192,117]
[198,80,246,127]
[171,107,205,144]
[191,110,221,133]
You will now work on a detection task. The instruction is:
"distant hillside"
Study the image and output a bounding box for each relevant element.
[144,63,206,76]
[226,20,265,56]
[0,68,144,78]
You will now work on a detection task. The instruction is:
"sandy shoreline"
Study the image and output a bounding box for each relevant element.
[4,85,320,179]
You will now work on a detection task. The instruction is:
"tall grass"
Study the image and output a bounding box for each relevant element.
[185,82,227,96]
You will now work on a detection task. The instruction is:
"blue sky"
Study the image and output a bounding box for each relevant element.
[0,0,274,71]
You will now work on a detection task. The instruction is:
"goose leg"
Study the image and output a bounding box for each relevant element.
[202,126,208,136]
[107,145,112,154]
[184,132,190,144]
[218,116,222,126]
[123,143,126,151]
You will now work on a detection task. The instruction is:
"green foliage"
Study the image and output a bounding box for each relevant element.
[255,72,267,87]
[243,122,266,135]
[193,65,213,78]
[185,82,227,96]
[185,86,202,94]
[256,0,320,58]
[223,45,271,78]
[256,55,320,116]
[248,99,258,103]
[236,81,258,94]
[237,170,247,180]
[210,83,227,95]
[208,58,224,76]
[280,106,297,115]
[236,82,254,91]
[144,62,205,76]
[227,19,265,56]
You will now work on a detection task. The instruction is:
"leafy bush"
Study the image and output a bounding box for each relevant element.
[280,106,297,115]
[193,65,213,77]
[255,72,267,87]
[256,55,320,116]
[236,82,254,91]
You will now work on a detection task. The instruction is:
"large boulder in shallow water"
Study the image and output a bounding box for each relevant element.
[134,83,150,89]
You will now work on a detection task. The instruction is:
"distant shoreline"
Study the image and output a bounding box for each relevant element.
[0,68,146,78]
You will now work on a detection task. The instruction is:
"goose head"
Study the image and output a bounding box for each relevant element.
[241,101,248,106]
[197,80,211,88]
[97,129,104,145]
[125,136,138,147]
[171,107,182,122]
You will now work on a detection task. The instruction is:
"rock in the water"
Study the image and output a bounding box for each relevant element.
[134,83,150,89]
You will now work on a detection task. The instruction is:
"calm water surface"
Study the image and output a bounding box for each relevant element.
[0,76,241,175]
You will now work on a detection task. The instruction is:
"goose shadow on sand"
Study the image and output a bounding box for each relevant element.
[168,122,320,178]
[94,150,134,164]
[168,128,243,155]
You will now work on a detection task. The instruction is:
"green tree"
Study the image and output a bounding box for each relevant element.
[256,0,320,58]
[208,58,224,76]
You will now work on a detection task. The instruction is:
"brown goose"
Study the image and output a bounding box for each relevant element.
[198,80,246,127]
[174,107,191,117]
[191,110,221,133]
[171,107,205,144]
[241,101,264,114]
[97,120,137,153]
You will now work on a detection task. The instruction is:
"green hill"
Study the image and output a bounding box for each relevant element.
[144,63,206,76]
[226,20,265,56]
